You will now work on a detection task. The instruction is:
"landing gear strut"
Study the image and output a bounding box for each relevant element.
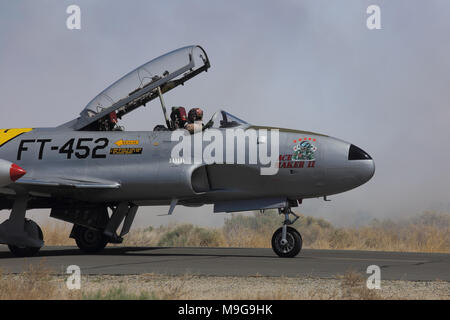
[271,207,302,258]
[67,203,138,253]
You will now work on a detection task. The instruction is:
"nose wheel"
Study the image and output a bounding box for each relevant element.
[271,207,302,258]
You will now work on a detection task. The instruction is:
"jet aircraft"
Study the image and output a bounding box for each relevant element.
[0,45,374,257]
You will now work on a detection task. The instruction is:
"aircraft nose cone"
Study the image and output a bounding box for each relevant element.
[347,144,375,186]
[353,158,375,187]
[366,159,375,182]
[10,164,26,182]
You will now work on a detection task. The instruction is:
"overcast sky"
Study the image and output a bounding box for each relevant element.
[1,0,449,227]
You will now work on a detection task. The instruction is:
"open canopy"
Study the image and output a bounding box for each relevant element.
[74,45,210,131]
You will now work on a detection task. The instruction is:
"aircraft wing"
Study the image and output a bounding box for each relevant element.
[0,176,120,211]
[16,176,121,189]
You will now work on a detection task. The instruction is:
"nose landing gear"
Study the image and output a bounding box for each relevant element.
[271,207,302,258]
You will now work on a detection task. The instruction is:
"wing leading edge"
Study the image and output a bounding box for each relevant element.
[16,177,121,189]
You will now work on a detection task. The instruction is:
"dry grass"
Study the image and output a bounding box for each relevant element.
[0,261,80,300]
[83,274,192,300]
[41,221,75,246]
[123,211,449,253]
[337,270,382,300]
[38,211,450,253]
[70,273,450,300]
[0,266,447,300]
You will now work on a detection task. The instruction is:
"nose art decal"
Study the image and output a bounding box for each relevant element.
[279,137,318,169]
[292,138,317,161]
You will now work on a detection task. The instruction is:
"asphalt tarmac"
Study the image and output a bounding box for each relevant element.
[0,246,448,281]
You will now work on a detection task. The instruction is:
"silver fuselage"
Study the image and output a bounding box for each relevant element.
[0,126,374,210]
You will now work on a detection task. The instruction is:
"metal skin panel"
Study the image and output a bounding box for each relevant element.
[0,126,375,210]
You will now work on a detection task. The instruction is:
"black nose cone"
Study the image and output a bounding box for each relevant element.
[348,145,372,160]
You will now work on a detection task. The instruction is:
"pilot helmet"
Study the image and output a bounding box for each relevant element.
[171,107,187,125]
[188,108,203,122]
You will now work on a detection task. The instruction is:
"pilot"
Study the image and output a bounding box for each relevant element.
[170,106,188,130]
[185,108,204,133]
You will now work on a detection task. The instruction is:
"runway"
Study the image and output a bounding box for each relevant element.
[0,246,449,281]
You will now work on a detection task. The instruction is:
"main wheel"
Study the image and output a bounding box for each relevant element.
[271,226,302,258]
[8,219,43,257]
[73,225,108,253]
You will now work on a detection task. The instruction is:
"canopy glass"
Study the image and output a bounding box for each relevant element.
[207,110,249,129]
[75,45,210,130]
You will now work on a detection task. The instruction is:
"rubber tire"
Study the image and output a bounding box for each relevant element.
[74,225,108,253]
[271,226,302,258]
[8,219,43,257]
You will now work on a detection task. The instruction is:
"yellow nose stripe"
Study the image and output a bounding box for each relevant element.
[0,128,33,147]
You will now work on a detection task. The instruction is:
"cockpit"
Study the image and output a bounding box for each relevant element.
[154,108,249,133]
[69,45,249,133]
[72,45,211,132]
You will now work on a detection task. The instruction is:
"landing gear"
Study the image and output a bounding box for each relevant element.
[72,225,108,253]
[8,219,43,257]
[271,207,302,258]
[60,202,138,254]
[0,195,45,257]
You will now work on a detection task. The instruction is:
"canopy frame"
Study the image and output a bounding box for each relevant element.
[74,45,210,131]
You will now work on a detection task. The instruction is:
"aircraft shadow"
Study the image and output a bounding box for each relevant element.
[0,246,282,260]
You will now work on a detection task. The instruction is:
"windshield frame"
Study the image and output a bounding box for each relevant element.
[206,110,249,129]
